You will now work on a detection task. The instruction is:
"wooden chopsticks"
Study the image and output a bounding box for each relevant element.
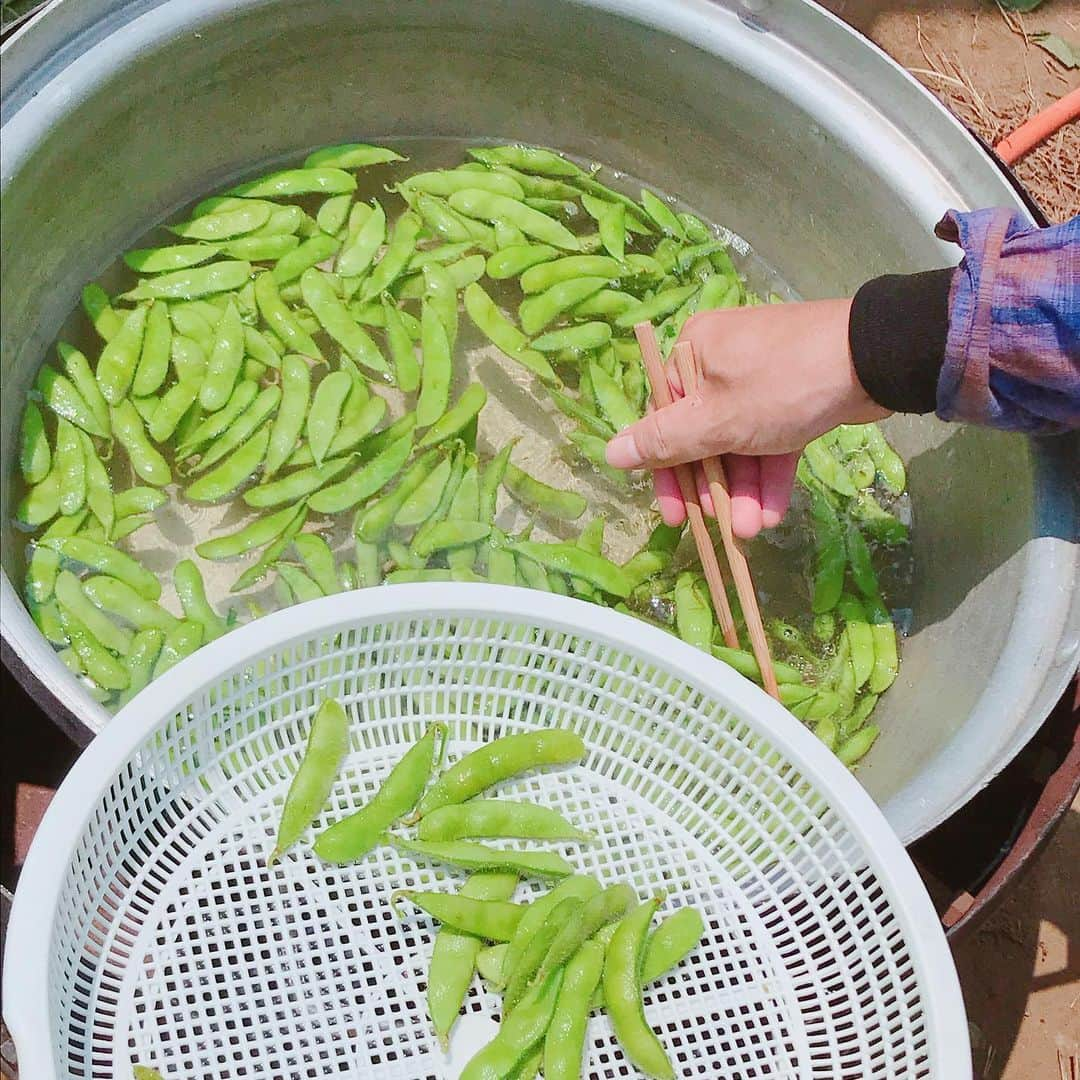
[634,322,780,700]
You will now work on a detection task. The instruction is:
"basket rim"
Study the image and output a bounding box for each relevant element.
[2,583,971,1078]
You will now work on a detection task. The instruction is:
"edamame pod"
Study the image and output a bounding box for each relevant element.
[82,576,179,633]
[269,696,351,863]
[382,296,420,392]
[519,277,608,335]
[416,302,453,428]
[358,211,423,304]
[116,628,165,706]
[191,385,280,472]
[503,463,586,521]
[418,384,487,449]
[306,370,353,466]
[125,261,253,301]
[185,426,269,503]
[57,343,112,436]
[335,201,385,278]
[304,143,405,169]
[110,400,170,486]
[307,432,413,514]
[463,283,558,384]
[200,299,245,411]
[151,619,205,678]
[254,272,322,359]
[174,559,228,641]
[54,570,134,655]
[61,609,130,691]
[125,244,219,273]
[486,243,559,280]
[54,419,86,517]
[394,837,573,879]
[47,535,160,600]
[265,355,312,477]
[173,201,272,239]
[301,268,389,373]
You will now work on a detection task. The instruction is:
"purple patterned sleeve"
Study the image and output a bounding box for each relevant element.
[934,209,1079,433]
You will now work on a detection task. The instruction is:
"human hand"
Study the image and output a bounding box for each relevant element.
[604,299,891,538]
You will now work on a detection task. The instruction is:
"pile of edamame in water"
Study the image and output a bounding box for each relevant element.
[13,139,912,765]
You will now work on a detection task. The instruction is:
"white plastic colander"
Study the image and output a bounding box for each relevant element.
[4,585,969,1079]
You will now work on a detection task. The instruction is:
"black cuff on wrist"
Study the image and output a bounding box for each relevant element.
[848,267,954,414]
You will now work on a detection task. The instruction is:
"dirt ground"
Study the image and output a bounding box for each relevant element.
[822,4,1080,1076]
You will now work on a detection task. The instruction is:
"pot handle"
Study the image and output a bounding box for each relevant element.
[942,678,1079,937]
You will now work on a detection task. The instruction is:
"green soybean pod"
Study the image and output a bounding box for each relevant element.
[148,381,200,444]
[335,200,385,278]
[265,354,313,477]
[110,400,170,486]
[604,899,674,1079]
[229,166,357,199]
[674,573,713,651]
[532,322,611,354]
[82,576,179,633]
[169,334,208,385]
[77,431,114,536]
[463,283,559,385]
[468,144,584,178]
[503,463,586,521]
[846,520,879,600]
[382,295,421,393]
[613,283,701,331]
[402,167,525,199]
[518,277,608,335]
[420,263,459,349]
[418,384,487,449]
[226,505,308,584]
[125,261,253,302]
[47,535,161,600]
[512,540,631,597]
[520,254,624,294]
[276,563,324,601]
[395,454,453,528]
[124,243,219,273]
[418,799,589,843]
[304,143,405,169]
[394,837,573,879]
[254,271,322,359]
[24,512,85,603]
[427,872,520,1050]
[803,438,858,498]
[864,424,907,493]
[838,594,875,690]
[177,379,259,458]
[115,628,165,706]
[173,559,228,641]
[306,370,352,467]
[865,594,899,693]
[712,645,803,687]
[81,283,123,341]
[35,366,108,438]
[54,570,134,655]
[809,491,845,614]
[301,268,388,374]
[413,520,490,559]
[151,619,204,678]
[448,189,579,250]
[316,193,353,235]
[95,304,148,405]
[293,534,340,596]
[219,233,300,261]
[269,697,350,859]
[54,419,86,517]
[185,426,269,503]
[265,231,337,286]
[416,302,453,428]
[56,343,112,437]
[243,456,354,509]
[837,724,880,767]
[589,360,638,431]
[353,448,440,542]
[190,385,279,472]
[639,188,687,239]
[358,210,423,304]
[130,301,172,397]
[414,729,586,819]
[486,243,559,280]
[308,432,413,514]
[199,299,245,412]
[544,938,605,1080]
[60,609,130,691]
[315,723,445,863]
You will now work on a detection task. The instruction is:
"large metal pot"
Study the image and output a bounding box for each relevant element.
[2,0,1077,844]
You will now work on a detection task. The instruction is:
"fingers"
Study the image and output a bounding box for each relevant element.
[724,455,765,540]
[758,452,800,528]
[605,395,710,470]
[653,466,686,526]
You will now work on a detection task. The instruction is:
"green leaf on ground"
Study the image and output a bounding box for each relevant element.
[1031,32,1080,69]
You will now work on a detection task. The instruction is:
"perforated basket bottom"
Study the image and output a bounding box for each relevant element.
[45,606,941,1078]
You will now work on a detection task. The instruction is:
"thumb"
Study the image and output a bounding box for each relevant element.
[605,396,712,470]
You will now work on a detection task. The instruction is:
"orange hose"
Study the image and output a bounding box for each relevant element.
[994,86,1080,165]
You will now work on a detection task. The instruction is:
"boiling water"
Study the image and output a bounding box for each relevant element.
[13,137,914,694]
